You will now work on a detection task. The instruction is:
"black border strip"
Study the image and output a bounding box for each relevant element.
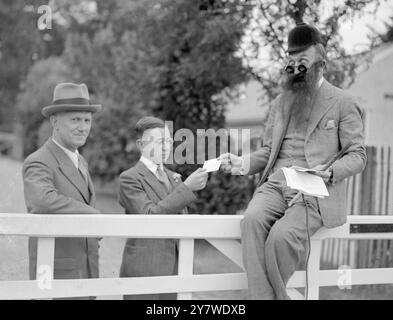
[350,224,393,233]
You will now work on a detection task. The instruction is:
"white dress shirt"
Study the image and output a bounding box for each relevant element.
[140,156,164,178]
[52,138,79,169]
[318,76,324,88]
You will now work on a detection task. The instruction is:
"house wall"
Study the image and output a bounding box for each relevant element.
[349,46,393,147]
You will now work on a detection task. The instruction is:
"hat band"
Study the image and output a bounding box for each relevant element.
[53,98,90,105]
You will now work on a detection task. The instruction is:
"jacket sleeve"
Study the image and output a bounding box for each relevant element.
[331,100,367,183]
[119,173,197,215]
[23,159,100,214]
[243,101,276,175]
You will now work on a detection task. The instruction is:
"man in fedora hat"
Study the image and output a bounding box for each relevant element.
[22,82,102,299]
[220,23,366,299]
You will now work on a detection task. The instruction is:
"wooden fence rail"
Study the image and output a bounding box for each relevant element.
[1,214,393,300]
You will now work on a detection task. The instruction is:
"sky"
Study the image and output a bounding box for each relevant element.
[335,1,393,53]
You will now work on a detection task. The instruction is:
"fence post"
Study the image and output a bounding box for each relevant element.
[35,237,55,299]
[306,239,322,300]
[177,239,194,300]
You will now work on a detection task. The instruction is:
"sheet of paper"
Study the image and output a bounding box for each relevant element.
[281,167,329,198]
[203,158,222,172]
[291,166,319,174]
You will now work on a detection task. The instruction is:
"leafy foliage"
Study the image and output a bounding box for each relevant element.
[381,15,393,42]
[0,0,65,131]
[239,0,380,103]
[16,57,73,156]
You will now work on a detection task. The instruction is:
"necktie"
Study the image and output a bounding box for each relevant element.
[156,166,171,191]
[78,156,89,185]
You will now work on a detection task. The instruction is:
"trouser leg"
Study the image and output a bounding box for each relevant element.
[240,182,286,300]
[265,195,323,300]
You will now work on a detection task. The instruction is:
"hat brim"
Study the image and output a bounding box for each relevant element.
[287,43,314,54]
[42,104,102,118]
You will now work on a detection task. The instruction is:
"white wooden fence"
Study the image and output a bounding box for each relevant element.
[1,214,393,300]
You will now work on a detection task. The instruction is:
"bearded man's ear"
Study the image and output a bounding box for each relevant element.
[319,59,327,69]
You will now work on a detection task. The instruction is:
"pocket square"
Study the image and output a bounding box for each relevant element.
[325,119,337,129]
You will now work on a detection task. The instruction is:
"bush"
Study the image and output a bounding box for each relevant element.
[191,172,255,214]
[16,57,74,157]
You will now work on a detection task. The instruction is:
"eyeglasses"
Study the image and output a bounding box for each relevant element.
[284,64,308,74]
[284,60,324,74]
[141,137,173,146]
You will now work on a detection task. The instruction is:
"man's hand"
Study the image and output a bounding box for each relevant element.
[310,164,332,183]
[288,165,332,207]
[184,168,208,191]
[219,153,243,175]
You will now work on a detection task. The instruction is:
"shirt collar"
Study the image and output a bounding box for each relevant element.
[52,138,79,169]
[140,156,164,174]
[318,76,324,88]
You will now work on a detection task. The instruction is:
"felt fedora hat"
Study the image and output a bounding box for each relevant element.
[287,22,324,54]
[41,82,102,118]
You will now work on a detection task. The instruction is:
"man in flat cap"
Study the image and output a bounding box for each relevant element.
[220,23,366,299]
[22,82,102,299]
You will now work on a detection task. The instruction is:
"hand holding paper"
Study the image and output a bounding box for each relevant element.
[218,153,243,175]
[282,167,329,198]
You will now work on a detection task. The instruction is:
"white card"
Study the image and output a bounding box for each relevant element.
[203,158,222,172]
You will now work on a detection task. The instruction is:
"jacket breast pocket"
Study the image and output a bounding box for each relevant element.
[321,118,338,131]
[313,117,339,151]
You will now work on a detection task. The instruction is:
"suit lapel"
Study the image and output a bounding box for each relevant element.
[87,175,96,205]
[305,81,337,142]
[136,161,168,200]
[78,154,95,204]
[45,139,90,203]
[268,93,292,167]
[165,167,188,214]
[164,167,179,190]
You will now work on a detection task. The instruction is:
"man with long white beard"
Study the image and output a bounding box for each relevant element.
[220,23,367,300]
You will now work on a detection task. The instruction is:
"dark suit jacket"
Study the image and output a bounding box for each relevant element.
[118,161,197,278]
[246,80,367,228]
[22,139,100,280]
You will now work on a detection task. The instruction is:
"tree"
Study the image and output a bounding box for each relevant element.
[381,15,393,42]
[0,0,65,132]
[62,0,255,213]
[63,1,250,170]
[239,0,382,104]
[16,57,73,157]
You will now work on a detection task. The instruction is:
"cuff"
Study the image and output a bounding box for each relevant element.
[239,155,250,175]
[327,166,334,184]
[178,182,198,203]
